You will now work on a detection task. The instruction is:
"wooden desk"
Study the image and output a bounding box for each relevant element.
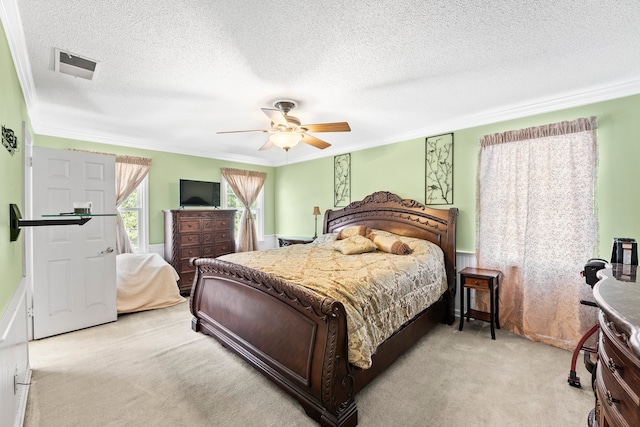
[591,264,640,427]
[458,267,502,340]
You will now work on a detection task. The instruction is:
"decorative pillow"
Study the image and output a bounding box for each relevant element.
[367,231,413,255]
[333,235,377,255]
[336,225,371,240]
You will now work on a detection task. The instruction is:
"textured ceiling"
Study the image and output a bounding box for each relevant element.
[2,0,640,166]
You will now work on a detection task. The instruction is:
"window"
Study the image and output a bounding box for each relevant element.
[118,176,149,252]
[222,178,263,242]
[477,117,597,349]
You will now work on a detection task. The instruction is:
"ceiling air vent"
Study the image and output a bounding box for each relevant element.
[54,48,100,80]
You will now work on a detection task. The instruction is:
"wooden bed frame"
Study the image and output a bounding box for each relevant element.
[189,191,458,426]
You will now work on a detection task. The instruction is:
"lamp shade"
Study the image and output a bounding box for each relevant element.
[269,132,302,150]
[313,206,321,216]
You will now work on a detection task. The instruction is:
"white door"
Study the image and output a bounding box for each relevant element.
[32,147,117,339]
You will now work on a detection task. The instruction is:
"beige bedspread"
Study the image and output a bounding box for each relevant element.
[218,232,447,369]
[116,253,185,314]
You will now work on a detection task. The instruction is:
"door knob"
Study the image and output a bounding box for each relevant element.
[100,247,114,254]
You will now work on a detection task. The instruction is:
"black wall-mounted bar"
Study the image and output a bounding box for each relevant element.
[9,203,91,242]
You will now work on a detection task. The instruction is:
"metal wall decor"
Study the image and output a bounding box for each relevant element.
[425,133,453,205]
[334,153,351,207]
[2,126,18,155]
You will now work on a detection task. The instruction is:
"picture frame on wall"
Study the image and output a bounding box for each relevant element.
[2,125,18,156]
[425,133,453,205]
[334,153,351,207]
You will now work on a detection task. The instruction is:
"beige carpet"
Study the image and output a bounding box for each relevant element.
[24,301,594,426]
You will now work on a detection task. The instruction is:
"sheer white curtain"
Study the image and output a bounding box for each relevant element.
[115,155,151,254]
[477,117,598,349]
[221,167,266,252]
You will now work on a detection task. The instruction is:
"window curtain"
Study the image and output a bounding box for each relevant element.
[221,168,266,252]
[476,117,598,350]
[115,155,152,254]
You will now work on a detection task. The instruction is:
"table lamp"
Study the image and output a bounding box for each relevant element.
[313,206,321,239]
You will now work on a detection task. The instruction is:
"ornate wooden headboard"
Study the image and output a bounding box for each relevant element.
[323,191,458,300]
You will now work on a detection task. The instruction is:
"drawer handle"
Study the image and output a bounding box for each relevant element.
[605,390,621,406]
[607,357,623,374]
[606,320,630,344]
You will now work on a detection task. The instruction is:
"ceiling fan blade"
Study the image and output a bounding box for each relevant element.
[216,129,268,134]
[259,140,276,151]
[301,122,351,133]
[261,108,288,126]
[301,133,331,149]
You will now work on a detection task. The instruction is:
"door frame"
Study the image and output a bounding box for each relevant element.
[22,122,34,340]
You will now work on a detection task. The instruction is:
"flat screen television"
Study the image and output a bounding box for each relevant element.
[179,179,221,207]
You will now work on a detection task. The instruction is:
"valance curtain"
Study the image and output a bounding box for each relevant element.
[115,155,152,254]
[221,168,267,252]
[476,117,598,349]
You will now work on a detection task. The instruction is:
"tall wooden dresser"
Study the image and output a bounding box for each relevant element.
[591,264,640,427]
[164,209,236,294]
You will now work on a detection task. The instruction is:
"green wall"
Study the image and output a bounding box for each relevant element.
[276,95,640,258]
[0,19,28,317]
[33,137,276,245]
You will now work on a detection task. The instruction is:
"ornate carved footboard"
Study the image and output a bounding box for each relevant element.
[189,191,457,426]
[190,258,357,426]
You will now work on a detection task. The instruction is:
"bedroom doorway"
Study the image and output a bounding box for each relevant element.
[30,147,117,339]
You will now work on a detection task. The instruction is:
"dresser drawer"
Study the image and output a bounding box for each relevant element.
[180,258,196,274]
[214,230,232,242]
[179,233,200,246]
[180,246,201,259]
[463,276,490,291]
[595,377,627,427]
[600,328,640,393]
[596,361,640,426]
[202,219,214,231]
[180,271,196,289]
[215,242,235,256]
[215,218,234,229]
[178,219,201,233]
[201,245,215,257]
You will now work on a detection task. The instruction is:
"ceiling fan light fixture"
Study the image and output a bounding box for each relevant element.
[269,132,302,151]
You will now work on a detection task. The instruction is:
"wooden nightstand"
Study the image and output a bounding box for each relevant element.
[277,236,314,247]
[458,267,502,339]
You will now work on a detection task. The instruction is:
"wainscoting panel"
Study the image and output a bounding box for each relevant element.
[0,279,31,427]
[455,252,477,318]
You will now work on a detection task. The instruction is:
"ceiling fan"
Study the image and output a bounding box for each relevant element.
[217,100,351,151]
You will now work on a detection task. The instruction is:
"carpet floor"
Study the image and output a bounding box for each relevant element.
[24,301,594,426]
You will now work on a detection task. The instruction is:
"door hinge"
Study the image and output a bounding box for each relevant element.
[27,306,34,318]
[28,156,33,167]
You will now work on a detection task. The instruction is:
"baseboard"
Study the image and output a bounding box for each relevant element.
[0,279,31,427]
[148,244,164,257]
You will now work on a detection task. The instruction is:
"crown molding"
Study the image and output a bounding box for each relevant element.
[0,0,39,111]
